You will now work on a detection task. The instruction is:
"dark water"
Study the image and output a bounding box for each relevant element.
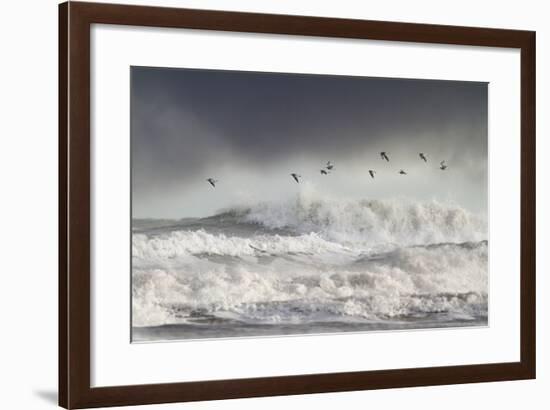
[133,315,487,342]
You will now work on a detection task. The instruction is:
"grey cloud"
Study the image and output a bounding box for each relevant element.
[131,66,487,218]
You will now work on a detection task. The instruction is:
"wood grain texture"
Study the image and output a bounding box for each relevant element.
[58,3,68,408]
[59,2,536,408]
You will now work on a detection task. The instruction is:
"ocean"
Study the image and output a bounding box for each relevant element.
[131,193,488,342]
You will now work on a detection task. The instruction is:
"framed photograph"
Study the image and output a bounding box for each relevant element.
[59,1,536,408]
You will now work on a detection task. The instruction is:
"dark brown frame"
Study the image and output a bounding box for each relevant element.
[59,1,536,408]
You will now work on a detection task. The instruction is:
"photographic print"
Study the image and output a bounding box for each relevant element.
[131,67,488,342]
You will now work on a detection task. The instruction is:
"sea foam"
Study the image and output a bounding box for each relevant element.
[132,196,488,328]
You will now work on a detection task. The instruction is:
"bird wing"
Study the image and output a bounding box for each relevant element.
[292,174,299,183]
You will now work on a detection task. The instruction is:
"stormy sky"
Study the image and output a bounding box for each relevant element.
[131,66,488,219]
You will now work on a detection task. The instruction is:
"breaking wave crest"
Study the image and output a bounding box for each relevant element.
[217,194,486,246]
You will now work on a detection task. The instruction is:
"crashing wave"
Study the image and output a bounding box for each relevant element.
[132,195,488,329]
[132,233,487,327]
[217,194,486,246]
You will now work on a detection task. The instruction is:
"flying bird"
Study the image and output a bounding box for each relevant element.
[399,169,407,175]
[419,153,427,162]
[440,161,448,170]
[206,178,218,188]
[326,161,334,170]
[380,152,389,162]
[320,169,328,175]
[368,170,376,179]
[290,173,301,183]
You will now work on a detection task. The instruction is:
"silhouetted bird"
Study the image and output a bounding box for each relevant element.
[206,178,218,188]
[290,173,301,183]
[419,153,427,162]
[399,169,407,175]
[440,161,448,170]
[380,152,389,162]
[326,161,334,170]
[368,170,376,179]
[320,169,328,175]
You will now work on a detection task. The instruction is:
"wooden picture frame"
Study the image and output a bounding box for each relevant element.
[59,1,536,408]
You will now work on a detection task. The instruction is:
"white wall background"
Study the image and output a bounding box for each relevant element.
[0,0,547,409]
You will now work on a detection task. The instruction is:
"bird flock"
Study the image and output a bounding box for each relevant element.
[206,152,447,187]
